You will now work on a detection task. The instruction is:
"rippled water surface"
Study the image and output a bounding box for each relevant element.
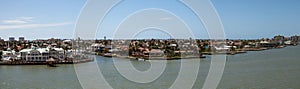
[1,45,299,89]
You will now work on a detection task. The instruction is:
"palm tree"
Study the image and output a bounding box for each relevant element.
[0,51,3,61]
[62,46,69,60]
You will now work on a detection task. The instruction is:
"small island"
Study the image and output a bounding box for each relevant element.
[89,35,299,60]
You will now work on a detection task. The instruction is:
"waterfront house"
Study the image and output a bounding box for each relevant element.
[91,43,105,52]
[259,41,279,48]
[1,48,17,61]
[149,49,164,57]
[20,46,64,62]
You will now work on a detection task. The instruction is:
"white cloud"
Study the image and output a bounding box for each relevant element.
[19,17,35,20]
[160,17,173,21]
[1,17,35,24]
[0,17,72,30]
[0,22,73,30]
[2,19,29,24]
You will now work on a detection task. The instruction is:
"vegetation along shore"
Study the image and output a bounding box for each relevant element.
[0,35,299,65]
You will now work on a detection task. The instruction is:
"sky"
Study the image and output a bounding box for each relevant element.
[0,0,299,40]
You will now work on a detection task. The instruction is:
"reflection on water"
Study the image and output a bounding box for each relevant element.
[0,45,299,89]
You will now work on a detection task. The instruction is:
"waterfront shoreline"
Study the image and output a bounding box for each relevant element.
[0,58,94,65]
[1,35,299,64]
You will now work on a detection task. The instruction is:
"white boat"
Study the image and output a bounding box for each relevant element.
[2,57,12,61]
[137,58,145,61]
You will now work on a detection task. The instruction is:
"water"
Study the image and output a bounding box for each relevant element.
[0,45,300,89]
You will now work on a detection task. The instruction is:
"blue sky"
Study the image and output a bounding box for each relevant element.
[0,0,86,40]
[0,0,299,40]
[212,0,300,39]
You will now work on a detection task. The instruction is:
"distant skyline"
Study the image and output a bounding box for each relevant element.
[0,0,299,40]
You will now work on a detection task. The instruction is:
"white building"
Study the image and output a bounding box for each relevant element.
[1,48,17,61]
[20,47,64,62]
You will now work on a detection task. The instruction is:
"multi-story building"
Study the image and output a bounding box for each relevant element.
[20,47,64,62]
[291,35,300,42]
[9,37,15,41]
[19,37,25,42]
[1,48,17,61]
[0,37,4,42]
